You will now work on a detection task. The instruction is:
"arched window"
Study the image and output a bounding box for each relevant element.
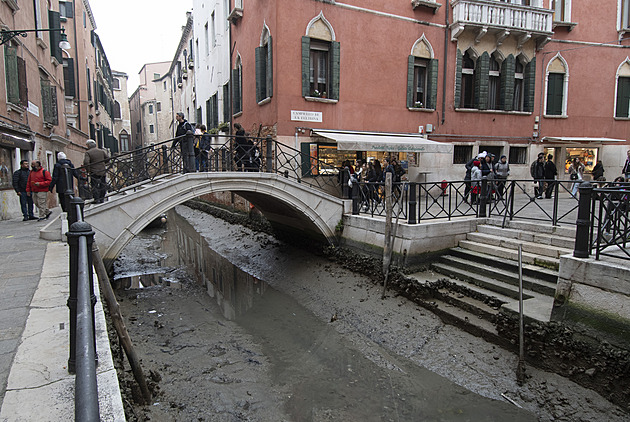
[488,54,502,110]
[113,100,121,119]
[460,50,477,109]
[256,24,273,103]
[302,12,339,100]
[407,36,438,110]
[232,55,243,115]
[615,59,630,118]
[545,54,568,116]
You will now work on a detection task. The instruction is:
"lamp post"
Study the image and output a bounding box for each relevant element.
[0,28,71,49]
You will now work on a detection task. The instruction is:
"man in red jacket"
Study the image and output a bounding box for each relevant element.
[26,160,52,221]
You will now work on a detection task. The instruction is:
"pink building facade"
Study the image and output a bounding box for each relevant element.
[229,0,630,182]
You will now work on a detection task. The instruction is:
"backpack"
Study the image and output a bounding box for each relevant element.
[530,161,536,178]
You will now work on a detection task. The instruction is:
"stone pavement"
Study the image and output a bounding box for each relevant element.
[0,209,124,421]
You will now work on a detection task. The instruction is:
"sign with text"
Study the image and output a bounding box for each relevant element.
[291,110,322,122]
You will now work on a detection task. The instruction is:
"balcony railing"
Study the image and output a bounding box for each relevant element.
[452,0,553,34]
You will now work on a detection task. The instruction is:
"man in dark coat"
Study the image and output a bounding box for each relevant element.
[83,139,109,203]
[50,152,78,212]
[12,160,36,221]
[233,123,248,171]
[174,112,195,173]
[532,153,545,199]
[543,154,558,199]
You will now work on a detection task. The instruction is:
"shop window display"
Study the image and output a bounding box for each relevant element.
[0,147,13,190]
[564,147,597,174]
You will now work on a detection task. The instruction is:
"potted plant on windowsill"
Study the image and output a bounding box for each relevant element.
[312,89,321,97]
[321,92,327,99]
[413,101,424,108]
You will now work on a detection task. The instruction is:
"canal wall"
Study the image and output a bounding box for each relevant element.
[340,214,482,267]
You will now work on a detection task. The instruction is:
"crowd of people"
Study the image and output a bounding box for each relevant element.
[343,156,407,210]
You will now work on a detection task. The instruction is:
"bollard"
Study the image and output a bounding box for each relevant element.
[351,182,360,215]
[408,182,417,224]
[479,176,488,218]
[265,136,274,173]
[66,220,96,374]
[573,182,593,258]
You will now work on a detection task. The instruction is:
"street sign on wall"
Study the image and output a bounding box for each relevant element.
[291,110,322,122]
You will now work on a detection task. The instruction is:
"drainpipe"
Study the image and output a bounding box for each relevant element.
[441,0,449,126]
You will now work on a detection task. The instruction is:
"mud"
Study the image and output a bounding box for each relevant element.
[110,204,628,421]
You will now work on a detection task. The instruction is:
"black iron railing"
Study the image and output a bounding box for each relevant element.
[79,133,344,200]
[589,183,630,261]
[64,165,100,421]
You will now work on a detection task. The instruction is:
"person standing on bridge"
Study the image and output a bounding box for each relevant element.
[174,112,195,173]
[83,139,109,204]
[50,152,78,212]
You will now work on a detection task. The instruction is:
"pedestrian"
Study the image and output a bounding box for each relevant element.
[543,154,558,199]
[233,123,248,171]
[50,152,78,212]
[531,153,545,199]
[197,125,212,171]
[470,160,482,204]
[622,150,630,180]
[494,155,510,199]
[26,160,52,221]
[568,157,585,196]
[83,139,109,204]
[592,159,605,187]
[12,159,37,221]
[173,112,195,173]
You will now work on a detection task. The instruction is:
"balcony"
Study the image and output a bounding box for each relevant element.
[451,0,553,48]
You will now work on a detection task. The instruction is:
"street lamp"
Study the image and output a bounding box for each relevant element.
[0,28,71,50]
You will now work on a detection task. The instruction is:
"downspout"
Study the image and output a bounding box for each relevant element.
[441,1,449,126]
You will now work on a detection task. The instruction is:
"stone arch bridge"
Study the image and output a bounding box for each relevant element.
[84,172,348,268]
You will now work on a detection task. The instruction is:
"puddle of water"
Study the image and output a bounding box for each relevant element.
[118,209,536,421]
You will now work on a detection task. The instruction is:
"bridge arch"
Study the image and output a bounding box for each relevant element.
[84,173,346,268]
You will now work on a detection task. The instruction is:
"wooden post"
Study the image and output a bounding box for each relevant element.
[92,244,152,404]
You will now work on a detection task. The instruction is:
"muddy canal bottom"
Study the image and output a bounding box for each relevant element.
[114,208,534,421]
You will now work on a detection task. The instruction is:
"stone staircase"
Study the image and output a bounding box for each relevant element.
[407,218,576,344]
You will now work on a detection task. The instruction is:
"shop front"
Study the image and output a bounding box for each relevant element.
[0,130,35,219]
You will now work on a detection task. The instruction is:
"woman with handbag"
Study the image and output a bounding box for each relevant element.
[569,157,585,197]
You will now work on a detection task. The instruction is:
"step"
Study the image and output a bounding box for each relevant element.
[432,262,537,300]
[485,217,576,239]
[434,289,501,321]
[466,232,573,259]
[439,255,558,296]
[458,240,560,270]
[501,296,554,323]
[477,224,575,250]
[448,247,559,284]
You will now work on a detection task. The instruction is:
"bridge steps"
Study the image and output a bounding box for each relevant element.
[406,220,575,343]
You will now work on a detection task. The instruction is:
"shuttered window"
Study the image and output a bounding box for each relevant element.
[301,37,339,100]
[616,77,630,118]
[546,73,564,116]
[255,35,273,103]
[406,56,438,110]
[223,83,230,122]
[63,58,76,98]
[48,10,63,63]
[41,78,59,125]
[232,64,242,114]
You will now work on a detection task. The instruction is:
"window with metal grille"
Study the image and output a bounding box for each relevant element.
[453,145,473,164]
[509,147,527,164]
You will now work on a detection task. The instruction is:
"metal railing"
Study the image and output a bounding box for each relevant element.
[78,133,344,200]
[588,183,630,261]
[63,165,100,421]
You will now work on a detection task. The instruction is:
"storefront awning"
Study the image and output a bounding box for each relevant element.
[0,132,34,151]
[541,136,627,144]
[312,129,452,153]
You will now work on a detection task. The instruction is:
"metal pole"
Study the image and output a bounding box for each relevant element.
[573,182,593,258]
[408,182,417,224]
[63,164,73,213]
[479,176,488,218]
[516,244,526,385]
[265,136,274,173]
[74,222,100,421]
[351,182,359,215]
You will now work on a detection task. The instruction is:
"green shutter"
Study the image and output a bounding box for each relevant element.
[301,142,313,177]
[301,36,310,97]
[500,55,515,111]
[546,73,564,115]
[615,77,630,118]
[475,52,490,110]
[524,58,536,113]
[232,68,241,114]
[330,40,340,100]
[17,56,28,107]
[48,10,62,63]
[63,58,76,98]
[4,46,19,105]
[406,55,414,108]
[454,49,463,108]
[206,98,211,127]
[427,59,439,110]
[223,83,230,122]
[266,36,273,99]
[255,46,264,103]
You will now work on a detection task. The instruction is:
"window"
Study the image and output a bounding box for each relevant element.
[301,13,339,100]
[621,0,630,29]
[206,94,219,129]
[205,22,210,55]
[223,83,230,122]
[149,124,154,134]
[157,102,162,112]
[86,66,92,101]
[113,101,121,119]
[148,104,153,114]
[232,57,243,114]
[552,0,570,22]
[59,1,74,19]
[513,60,525,111]
[119,132,130,152]
[164,80,167,91]
[40,75,59,125]
[453,145,473,164]
[48,10,63,62]
[4,45,27,107]
[256,28,273,103]
[545,55,567,116]
[62,58,75,97]
[112,78,120,90]
[509,147,527,164]
[407,37,438,109]
[34,0,44,39]
[153,73,160,80]
[488,55,501,110]
[459,51,476,108]
[211,12,216,48]
[615,61,630,118]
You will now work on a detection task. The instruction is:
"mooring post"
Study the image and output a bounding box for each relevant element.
[573,182,593,258]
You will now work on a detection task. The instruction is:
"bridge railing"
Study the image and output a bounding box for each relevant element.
[77,133,344,199]
[588,183,630,261]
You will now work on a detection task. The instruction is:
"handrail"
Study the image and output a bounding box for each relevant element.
[64,165,100,421]
[588,183,630,261]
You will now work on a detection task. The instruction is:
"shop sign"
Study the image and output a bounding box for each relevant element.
[291,110,322,122]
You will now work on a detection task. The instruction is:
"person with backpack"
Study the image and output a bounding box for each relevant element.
[26,160,52,221]
[49,152,78,212]
[494,155,510,199]
[12,160,37,221]
[543,154,558,198]
[531,153,545,199]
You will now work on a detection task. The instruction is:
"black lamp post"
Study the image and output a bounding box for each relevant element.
[0,28,71,49]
